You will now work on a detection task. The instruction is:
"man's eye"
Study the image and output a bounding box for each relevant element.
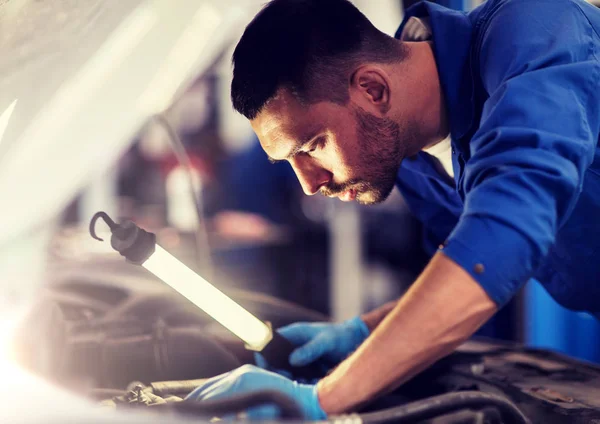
[306,138,324,154]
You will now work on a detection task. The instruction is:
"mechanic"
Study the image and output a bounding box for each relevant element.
[187,0,600,419]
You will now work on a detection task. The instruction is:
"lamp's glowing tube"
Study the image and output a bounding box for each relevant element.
[142,245,272,351]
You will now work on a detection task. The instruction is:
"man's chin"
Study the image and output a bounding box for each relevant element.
[356,186,394,206]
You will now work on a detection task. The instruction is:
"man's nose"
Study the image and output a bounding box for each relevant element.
[290,157,331,196]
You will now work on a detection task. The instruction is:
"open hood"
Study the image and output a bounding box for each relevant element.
[0,0,253,311]
[0,0,248,245]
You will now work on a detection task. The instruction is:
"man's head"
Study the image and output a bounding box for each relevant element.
[232,0,446,204]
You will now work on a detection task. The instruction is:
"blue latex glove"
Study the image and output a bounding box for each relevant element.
[277,316,370,369]
[185,365,326,420]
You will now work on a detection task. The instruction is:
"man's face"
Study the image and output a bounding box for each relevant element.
[251,89,420,205]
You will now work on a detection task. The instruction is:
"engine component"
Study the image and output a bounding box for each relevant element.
[426,407,502,424]
[359,391,529,424]
[67,320,241,388]
[150,379,210,397]
[24,233,600,423]
[98,382,184,409]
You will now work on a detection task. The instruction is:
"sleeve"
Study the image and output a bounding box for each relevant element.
[441,0,600,307]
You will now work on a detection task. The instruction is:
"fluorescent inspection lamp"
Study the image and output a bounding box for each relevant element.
[89,211,320,378]
[89,211,271,350]
[144,246,272,350]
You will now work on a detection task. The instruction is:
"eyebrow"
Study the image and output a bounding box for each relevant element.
[267,133,320,164]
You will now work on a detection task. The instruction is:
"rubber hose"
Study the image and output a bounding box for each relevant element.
[150,379,208,396]
[358,391,530,424]
[161,390,304,419]
[426,407,501,424]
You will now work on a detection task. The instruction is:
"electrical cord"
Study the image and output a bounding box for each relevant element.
[357,391,530,424]
[152,113,214,280]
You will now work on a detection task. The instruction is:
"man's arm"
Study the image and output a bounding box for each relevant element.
[185,252,496,419]
[360,300,397,332]
[438,0,600,309]
[317,252,497,413]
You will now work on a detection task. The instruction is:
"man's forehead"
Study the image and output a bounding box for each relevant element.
[253,90,304,130]
[251,90,317,151]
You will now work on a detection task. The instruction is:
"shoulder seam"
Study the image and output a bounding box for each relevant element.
[476,0,600,64]
[572,1,600,61]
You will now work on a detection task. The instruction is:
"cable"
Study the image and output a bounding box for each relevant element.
[426,407,502,424]
[357,391,530,424]
[150,379,210,397]
[152,114,214,280]
[158,390,304,420]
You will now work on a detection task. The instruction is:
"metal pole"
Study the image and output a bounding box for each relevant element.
[329,202,363,321]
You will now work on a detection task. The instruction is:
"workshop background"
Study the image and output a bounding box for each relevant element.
[53,0,600,365]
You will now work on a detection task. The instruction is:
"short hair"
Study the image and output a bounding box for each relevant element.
[231,0,407,120]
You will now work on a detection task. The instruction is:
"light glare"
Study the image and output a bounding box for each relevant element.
[0,99,17,147]
[143,245,272,350]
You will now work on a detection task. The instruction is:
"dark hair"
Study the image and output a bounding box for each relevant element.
[231,0,407,120]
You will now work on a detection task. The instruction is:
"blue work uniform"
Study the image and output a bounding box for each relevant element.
[395,0,600,313]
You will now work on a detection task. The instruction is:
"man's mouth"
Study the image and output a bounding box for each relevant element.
[339,189,356,202]
[321,183,360,202]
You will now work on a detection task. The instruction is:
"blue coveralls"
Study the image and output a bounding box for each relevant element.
[394,0,600,313]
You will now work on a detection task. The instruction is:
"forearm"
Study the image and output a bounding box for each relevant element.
[360,300,397,332]
[317,252,498,414]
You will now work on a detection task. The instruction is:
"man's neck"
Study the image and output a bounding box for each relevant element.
[422,132,450,150]
[394,42,449,151]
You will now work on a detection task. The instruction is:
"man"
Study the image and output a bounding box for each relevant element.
[187,0,600,419]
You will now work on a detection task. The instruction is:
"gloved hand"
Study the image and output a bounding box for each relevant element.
[185,365,326,420]
[275,316,370,370]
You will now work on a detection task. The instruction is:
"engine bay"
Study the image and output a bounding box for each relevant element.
[11,229,600,424]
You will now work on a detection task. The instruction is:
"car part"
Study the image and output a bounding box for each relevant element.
[16,231,600,423]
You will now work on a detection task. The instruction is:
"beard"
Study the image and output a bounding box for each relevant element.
[320,107,417,205]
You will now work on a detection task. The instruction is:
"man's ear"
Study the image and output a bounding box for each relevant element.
[349,66,391,114]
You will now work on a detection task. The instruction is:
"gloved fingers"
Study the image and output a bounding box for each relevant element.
[185,372,232,401]
[187,391,281,421]
[345,316,371,342]
[289,336,332,367]
[277,322,321,346]
[188,365,272,400]
[187,368,258,402]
